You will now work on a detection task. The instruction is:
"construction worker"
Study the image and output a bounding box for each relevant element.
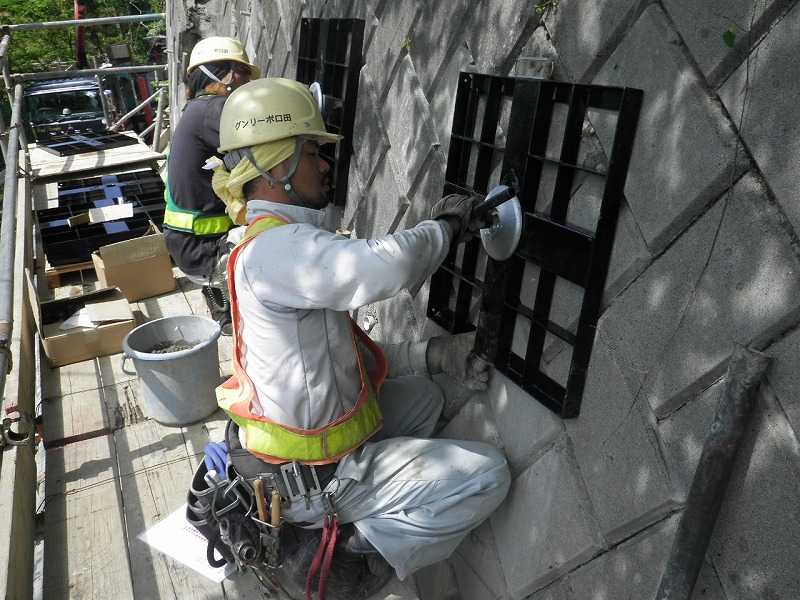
[163,37,259,335]
[208,77,511,588]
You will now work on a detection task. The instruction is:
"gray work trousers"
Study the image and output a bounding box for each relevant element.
[281,375,511,580]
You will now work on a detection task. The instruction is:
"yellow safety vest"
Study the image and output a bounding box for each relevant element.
[216,215,385,465]
[162,187,234,235]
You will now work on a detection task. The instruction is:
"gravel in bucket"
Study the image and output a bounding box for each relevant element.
[147,339,197,354]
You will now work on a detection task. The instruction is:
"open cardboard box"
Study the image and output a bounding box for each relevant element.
[92,221,175,302]
[26,269,136,367]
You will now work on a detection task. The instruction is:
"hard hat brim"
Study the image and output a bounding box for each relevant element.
[187,58,260,79]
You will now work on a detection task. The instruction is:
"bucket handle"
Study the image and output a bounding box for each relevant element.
[121,354,137,376]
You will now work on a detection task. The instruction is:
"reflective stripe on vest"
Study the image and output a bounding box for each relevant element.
[162,187,234,235]
[216,215,386,465]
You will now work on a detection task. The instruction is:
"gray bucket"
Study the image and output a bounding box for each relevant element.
[121,315,222,426]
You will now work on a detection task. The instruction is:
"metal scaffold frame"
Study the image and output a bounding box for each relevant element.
[0,13,166,598]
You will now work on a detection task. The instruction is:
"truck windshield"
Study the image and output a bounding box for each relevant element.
[27,89,104,125]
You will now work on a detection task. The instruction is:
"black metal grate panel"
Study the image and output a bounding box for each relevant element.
[296,18,364,207]
[38,131,140,156]
[428,73,642,418]
[37,169,165,266]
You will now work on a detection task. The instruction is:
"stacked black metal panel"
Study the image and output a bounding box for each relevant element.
[37,169,165,266]
[38,131,140,157]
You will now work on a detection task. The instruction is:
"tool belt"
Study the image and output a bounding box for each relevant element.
[226,420,339,508]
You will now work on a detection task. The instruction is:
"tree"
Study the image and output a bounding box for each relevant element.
[0,0,165,73]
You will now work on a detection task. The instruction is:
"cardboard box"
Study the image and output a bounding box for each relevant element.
[92,222,175,301]
[26,269,136,367]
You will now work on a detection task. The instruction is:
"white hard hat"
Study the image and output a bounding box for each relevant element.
[187,36,260,79]
[218,77,342,153]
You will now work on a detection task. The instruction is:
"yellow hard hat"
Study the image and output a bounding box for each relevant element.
[218,78,342,153]
[187,36,260,79]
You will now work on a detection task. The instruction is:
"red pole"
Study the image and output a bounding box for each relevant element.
[74,0,88,68]
[136,76,153,125]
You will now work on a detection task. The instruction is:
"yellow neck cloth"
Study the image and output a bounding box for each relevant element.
[208,138,296,225]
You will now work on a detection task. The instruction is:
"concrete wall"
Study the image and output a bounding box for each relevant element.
[167,1,800,598]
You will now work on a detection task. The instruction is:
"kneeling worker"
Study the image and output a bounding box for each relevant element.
[210,77,511,586]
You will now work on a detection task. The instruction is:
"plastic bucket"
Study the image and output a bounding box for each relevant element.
[121,315,222,426]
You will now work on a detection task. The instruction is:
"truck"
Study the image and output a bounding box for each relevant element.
[23,72,155,142]
[23,74,119,141]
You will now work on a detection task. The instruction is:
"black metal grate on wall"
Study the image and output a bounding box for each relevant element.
[296,18,364,207]
[37,169,165,266]
[428,73,642,418]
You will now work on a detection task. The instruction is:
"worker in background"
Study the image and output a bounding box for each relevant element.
[163,36,259,335]
[209,78,511,589]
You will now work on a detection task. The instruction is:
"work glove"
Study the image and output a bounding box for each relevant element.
[430,194,479,244]
[203,441,229,477]
[426,331,490,391]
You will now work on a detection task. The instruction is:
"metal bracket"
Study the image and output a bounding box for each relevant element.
[0,321,12,374]
[279,460,321,509]
[1,413,33,448]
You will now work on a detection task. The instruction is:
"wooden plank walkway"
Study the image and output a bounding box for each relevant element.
[37,268,271,599]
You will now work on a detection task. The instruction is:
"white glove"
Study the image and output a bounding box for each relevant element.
[426,331,490,390]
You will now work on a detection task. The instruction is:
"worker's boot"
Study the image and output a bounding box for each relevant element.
[273,525,392,600]
[337,522,380,555]
[327,522,393,596]
[323,546,393,598]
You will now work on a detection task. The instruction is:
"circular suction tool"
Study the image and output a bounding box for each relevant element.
[309,82,324,111]
[480,196,523,261]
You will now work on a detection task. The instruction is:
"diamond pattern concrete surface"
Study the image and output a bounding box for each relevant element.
[593,5,748,252]
[452,520,507,600]
[439,395,504,449]
[348,71,391,204]
[762,325,800,440]
[568,516,678,600]
[600,171,800,418]
[486,370,563,476]
[382,56,442,193]
[718,1,800,247]
[701,390,800,598]
[490,437,604,599]
[662,0,784,83]
[565,340,678,544]
[538,0,640,81]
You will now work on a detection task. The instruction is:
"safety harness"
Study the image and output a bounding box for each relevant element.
[216,215,386,464]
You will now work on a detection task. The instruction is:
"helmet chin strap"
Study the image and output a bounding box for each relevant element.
[198,64,233,92]
[228,138,308,208]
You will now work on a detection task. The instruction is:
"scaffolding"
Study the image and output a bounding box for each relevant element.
[0,13,166,598]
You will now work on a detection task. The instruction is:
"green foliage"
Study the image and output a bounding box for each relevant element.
[535,0,558,15]
[0,0,166,73]
[722,28,736,48]
[400,37,411,51]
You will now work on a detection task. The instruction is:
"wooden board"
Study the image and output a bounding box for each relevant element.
[116,419,265,599]
[42,436,135,599]
[30,137,165,181]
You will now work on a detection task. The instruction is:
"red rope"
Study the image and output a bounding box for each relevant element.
[305,516,339,600]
